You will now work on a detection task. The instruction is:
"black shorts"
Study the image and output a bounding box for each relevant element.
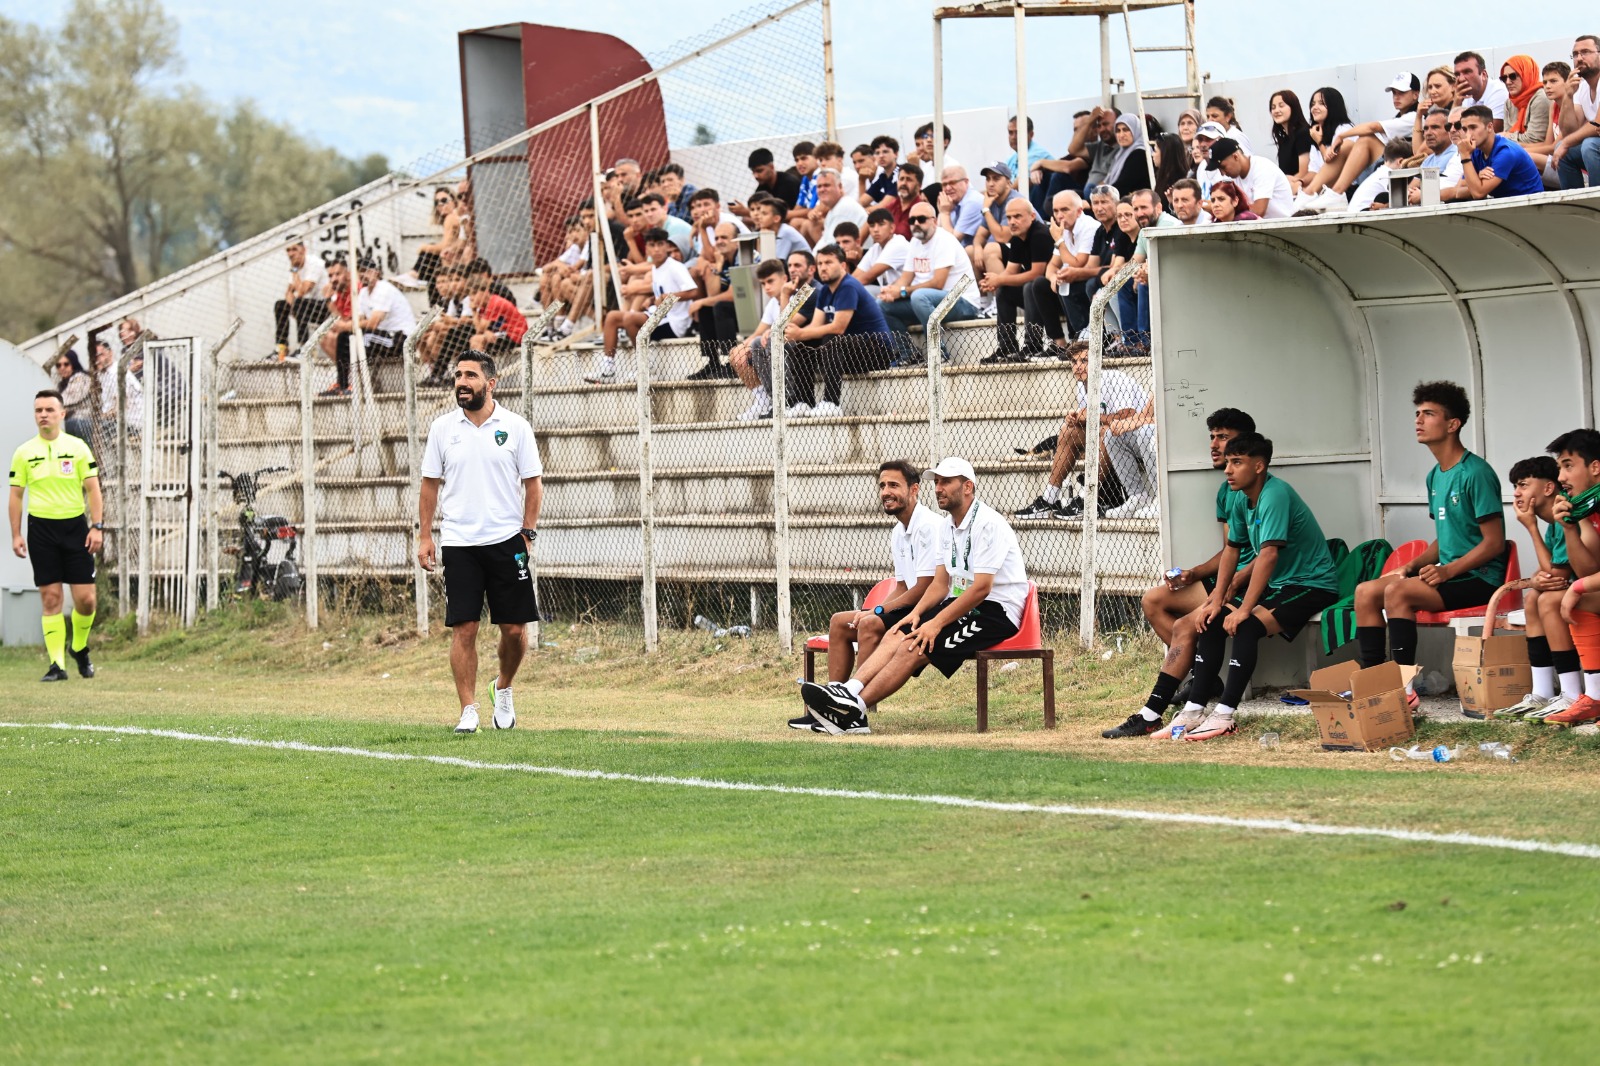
[441,533,538,627]
[27,515,96,588]
[1260,584,1340,641]
[1434,574,1500,613]
[878,604,915,633]
[918,599,1021,679]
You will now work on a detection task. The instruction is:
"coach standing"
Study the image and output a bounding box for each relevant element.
[417,351,543,734]
[9,390,103,682]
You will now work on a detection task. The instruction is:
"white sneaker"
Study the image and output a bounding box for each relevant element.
[390,272,427,291]
[1151,705,1206,740]
[491,680,516,729]
[1312,188,1349,213]
[455,705,480,734]
[1132,499,1160,519]
[786,402,812,418]
[557,318,576,336]
[737,395,773,421]
[1105,494,1152,519]
[809,400,842,418]
[1525,694,1573,721]
[584,359,617,385]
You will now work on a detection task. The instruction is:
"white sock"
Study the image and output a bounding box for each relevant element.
[845,678,864,696]
[1560,671,1582,700]
[1183,701,1205,714]
[1585,672,1600,700]
[753,386,769,404]
[1138,707,1160,721]
[1212,704,1236,718]
[1042,484,1061,504]
[599,355,615,375]
[1532,665,1555,699]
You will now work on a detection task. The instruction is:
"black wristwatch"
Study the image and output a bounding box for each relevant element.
[873,605,885,617]
[900,286,909,299]
[90,522,104,531]
[521,528,538,540]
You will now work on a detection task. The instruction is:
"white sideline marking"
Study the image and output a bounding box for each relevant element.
[6,720,1600,861]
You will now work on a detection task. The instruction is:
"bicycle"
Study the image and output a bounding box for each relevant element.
[217,466,302,601]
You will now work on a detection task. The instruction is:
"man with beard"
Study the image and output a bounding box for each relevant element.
[418,351,544,734]
[789,459,941,733]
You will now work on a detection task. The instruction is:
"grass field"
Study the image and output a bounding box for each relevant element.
[3,608,1599,1063]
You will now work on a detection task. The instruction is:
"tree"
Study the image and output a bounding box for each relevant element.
[0,0,389,341]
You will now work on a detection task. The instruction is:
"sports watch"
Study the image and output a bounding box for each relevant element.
[90,522,105,531]
[521,528,538,540]
[873,605,885,617]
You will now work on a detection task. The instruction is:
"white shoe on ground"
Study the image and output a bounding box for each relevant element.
[491,680,516,730]
[809,400,842,418]
[786,402,812,418]
[1105,494,1153,519]
[455,705,480,734]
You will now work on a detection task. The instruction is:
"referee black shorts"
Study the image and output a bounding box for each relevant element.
[441,533,538,627]
[27,515,96,588]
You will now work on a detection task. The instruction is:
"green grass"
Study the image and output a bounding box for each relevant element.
[3,616,1600,1062]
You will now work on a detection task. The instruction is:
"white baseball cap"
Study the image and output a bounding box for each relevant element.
[928,457,977,482]
[1195,121,1228,141]
[1386,71,1421,94]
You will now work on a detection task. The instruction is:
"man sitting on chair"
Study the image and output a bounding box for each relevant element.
[789,459,942,733]
[802,457,1029,735]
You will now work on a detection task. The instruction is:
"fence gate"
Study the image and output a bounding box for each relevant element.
[134,337,204,634]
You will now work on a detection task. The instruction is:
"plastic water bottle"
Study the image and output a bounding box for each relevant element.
[1431,744,1459,762]
[1258,732,1281,749]
[1169,725,1186,740]
[725,625,750,638]
[693,615,720,633]
[1477,741,1517,762]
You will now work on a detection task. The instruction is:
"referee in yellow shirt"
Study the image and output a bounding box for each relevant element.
[8,390,104,682]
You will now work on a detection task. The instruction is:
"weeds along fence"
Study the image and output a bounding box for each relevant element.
[45,0,1161,647]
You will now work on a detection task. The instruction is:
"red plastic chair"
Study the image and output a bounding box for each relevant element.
[1382,539,1429,576]
[975,583,1055,732]
[802,578,897,682]
[1416,542,1521,625]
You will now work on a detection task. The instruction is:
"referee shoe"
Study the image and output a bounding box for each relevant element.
[41,663,68,683]
[71,646,94,679]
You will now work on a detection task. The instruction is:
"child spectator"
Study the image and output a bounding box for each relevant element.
[1300,73,1421,211]
[728,258,790,421]
[586,228,696,384]
[466,273,528,355]
[748,194,812,260]
[853,208,909,296]
[1457,104,1545,199]
[789,140,819,214]
[1303,87,1355,190]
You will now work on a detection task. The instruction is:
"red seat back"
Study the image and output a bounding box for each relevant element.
[862,578,897,611]
[1382,540,1429,575]
[989,583,1042,652]
[1503,541,1520,583]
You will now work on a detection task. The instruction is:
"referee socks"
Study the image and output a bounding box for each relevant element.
[71,609,95,652]
[41,614,66,669]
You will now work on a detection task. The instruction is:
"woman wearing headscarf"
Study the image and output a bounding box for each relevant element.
[1105,114,1152,195]
[1501,54,1550,149]
[1176,108,1204,175]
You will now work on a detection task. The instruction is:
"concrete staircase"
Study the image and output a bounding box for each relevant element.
[197,325,1162,595]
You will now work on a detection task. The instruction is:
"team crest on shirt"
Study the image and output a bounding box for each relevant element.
[59,459,73,476]
[494,430,508,446]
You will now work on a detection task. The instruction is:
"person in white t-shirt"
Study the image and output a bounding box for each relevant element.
[876,209,979,347]
[321,258,418,397]
[852,208,910,296]
[728,258,790,421]
[1210,139,1296,219]
[588,228,698,383]
[789,459,943,732]
[1013,340,1149,520]
[1025,189,1102,353]
[417,350,544,735]
[1349,137,1421,212]
[1555,35,1600,189]
[1299,74,1420,209]
[270,238,328,361]
[1455,50,1509,131]
[801,457,1030,735]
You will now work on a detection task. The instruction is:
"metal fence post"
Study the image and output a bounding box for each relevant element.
[519,305,562,652]
[403,310,438,637]
[922,275,972,463]
[202,320,242,616]
[1079,261,1139,649]
[298,318,335,630]
[770,283,814,654]
[636,297,677,654]
[114,347,132,619]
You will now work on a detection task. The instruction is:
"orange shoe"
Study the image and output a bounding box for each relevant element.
[1543,694,1600,727]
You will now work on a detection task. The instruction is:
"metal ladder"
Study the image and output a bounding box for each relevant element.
[1108,0,1202,190]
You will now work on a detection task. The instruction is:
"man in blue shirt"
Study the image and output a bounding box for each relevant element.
[1006,115,1056,215]
[1457,104,1544,200]
[783,243,893,417]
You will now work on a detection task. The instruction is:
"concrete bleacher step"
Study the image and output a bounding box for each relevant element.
[248,514,1158,594]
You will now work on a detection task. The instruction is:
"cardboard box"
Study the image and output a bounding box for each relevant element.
[1453,631,1531,718]
[1292,661,1420,752]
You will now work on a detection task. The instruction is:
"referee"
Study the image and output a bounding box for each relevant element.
[9,390,103,682]
[418,351,543,733]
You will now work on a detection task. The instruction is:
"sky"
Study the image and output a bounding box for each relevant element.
[3,0,1584,167]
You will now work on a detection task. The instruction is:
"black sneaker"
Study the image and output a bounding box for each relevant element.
[788,713,824,732]
[685,361,722,381]
[1059,496,1086,518]
[70,646,94,679]
[801,680,866,718]
[1013,495,1060,520]
[980,351,1023,365]
[41,663,69,683]
[1101,712,1161,738]
[808,701,872,735]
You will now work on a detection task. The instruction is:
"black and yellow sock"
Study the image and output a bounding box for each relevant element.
[71,609,95,653]
[42,614,66,669]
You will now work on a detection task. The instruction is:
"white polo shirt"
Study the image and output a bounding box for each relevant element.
[420,401,543,547]
[941,498,1030,626]
[1464,78,1509,121]
[1054,212,1101,294]
[891,503,942,586]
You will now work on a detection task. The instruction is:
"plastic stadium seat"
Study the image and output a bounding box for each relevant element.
[975,583,1055,733]
[803,578,897,679]
[1382,539,1430,576]
[1415,542,1521,625]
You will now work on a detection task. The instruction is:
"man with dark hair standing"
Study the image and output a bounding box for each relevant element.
[10,390,103,682]
[1353,381,1505,701]
[418,352,543,734]
[738,147,801,219]
[791,459,941,732]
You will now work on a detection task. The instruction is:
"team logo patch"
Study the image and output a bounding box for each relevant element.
[494,430,508,446]
[59,459,74,476]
